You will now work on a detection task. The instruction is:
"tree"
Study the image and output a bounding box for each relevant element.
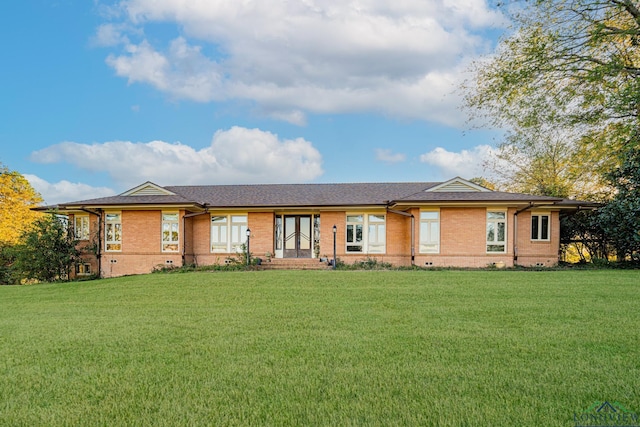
[597,144,640,260]
[0,164,43,246]
[560,209,608,262]
[0,244,19,285]
[469,177,497,190]
[465,0,640,198]
[13,214,80,282]
[484,123,611,199]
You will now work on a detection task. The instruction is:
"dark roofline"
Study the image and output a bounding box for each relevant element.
[31,180,601,212]
[390,196,562,204]
[32,201,206,212]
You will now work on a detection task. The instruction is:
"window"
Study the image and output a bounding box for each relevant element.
[105,213,122,251]
[346,214,386,254]
[531,214,550,241]
[419,211,440,253]
[313,215,321,256]
[486,211,506,253]
[74,215,90,240]
[230,215,248,253]
[211,216,228,252]
[162,213,179,252]
[346,215,364,252]
[367,214,386,253]
[76,263,91,275]
[275,216,283,251]
[211,215,247,252]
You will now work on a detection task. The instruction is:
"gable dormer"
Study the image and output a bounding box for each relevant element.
[426,177,492,193]
[120,182,176,196]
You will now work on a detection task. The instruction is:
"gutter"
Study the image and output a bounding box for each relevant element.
[387,208,415,266]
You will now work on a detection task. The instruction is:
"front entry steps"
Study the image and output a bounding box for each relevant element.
[258,258,332,271]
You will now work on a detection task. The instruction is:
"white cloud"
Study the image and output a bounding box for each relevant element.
[91,23,130,47]
[30,127,323,191]
[375,148,406,164]
[24,175,117,206]
[107,38,225,102]
[99,0,506,125]
[262,109,308,126]
[419,145,497,179]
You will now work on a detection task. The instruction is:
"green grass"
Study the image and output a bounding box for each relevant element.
[1,270,639,426]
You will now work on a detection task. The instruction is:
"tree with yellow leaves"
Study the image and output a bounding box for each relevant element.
[0,164,43,246]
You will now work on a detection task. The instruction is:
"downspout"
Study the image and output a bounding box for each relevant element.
[411,215,415,266]
[78,207,102,278]
[387,208,415,266]
[182,212,186,267]
[513,203,534,265]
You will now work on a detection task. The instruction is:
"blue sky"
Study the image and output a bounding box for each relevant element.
[1,0,507,205]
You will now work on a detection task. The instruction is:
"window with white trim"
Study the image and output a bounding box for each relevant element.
[367,214,386,253]
[419,210,440,253]
[346,214,386,253]
[105,213,122,251]
[486,211,506,253]
[231,215,248,253]
[211,216,228,253]
[210,215,247,253]
[531,213,550,241]
[74,215,90,240]
[346,215,364,252]
[162,213,180,252]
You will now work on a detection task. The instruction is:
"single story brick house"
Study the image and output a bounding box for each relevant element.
[37,177,593,278]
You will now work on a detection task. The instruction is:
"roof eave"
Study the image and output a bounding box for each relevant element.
[34,201,205,213]
[206,203,389,211]
[389,199,560,207]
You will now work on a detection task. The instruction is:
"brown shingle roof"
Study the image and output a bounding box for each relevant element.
[165,182,438,207]
[44,181,572,210]
[54,194,195,207]
[394,190,560,203]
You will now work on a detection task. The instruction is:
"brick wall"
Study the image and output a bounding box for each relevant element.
[386,211,411,257]
[74,205,562,277]
[319,211,344,259]
[514,210,560,267]
[99,210,186,277]
[439,207,488,255]
[194,213,212,254]
[186,212,254,267]
[184,212,194,264]
[183,213,209,266]
[248,212,275,256]
[101,253,183,276]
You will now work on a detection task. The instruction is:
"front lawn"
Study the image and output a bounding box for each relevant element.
[1,270,638,426]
